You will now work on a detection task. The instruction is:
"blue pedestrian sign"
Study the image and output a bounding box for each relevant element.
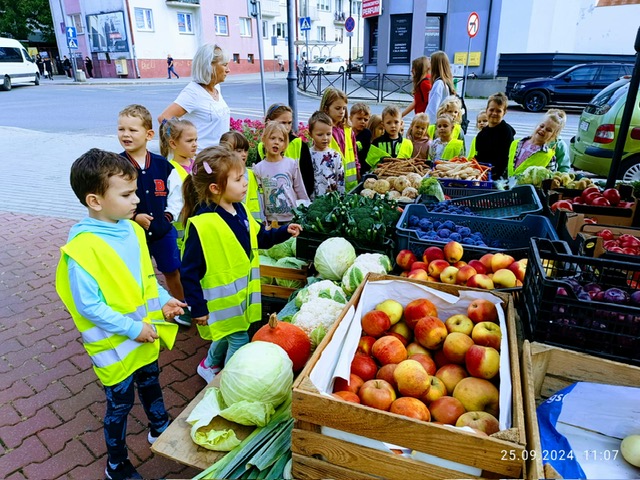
[299,17,311,31]
[66,26,78,49]
[67,38,78,49]
[345,16,355,33]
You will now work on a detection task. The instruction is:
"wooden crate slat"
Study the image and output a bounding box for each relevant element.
[292,428,484,480]
[291,452,381,479]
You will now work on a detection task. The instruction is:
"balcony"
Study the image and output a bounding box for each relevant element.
[260,0,281,17]
[165,0,200,7]
[334,11,346,23]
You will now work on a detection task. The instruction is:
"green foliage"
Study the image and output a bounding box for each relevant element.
[0,0,55,42]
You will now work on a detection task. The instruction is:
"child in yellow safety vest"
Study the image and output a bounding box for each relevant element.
[56,149,186,480]
[368,105,414,169]
[180,146,302,384]
[429,113,465,162]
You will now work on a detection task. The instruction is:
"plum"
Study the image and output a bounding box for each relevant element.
[603,288,630,304]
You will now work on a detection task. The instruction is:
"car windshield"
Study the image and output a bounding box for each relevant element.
[314,57,328,63]
[590,80,629,107]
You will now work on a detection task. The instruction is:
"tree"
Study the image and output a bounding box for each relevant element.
[0,0,55,42]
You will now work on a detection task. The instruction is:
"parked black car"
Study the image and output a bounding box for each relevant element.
[348,56,363,73]
[509,62,633,112]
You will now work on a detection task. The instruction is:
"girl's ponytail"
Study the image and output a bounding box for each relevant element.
[159,121,171,158]
[180,175,199,226]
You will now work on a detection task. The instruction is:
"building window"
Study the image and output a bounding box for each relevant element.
[215,15,228,35]
[233,53,240,63]
[335,27,343,42]
[134,8,153,32]
[317,0,330,11]
[177,12,193,34]
[262,20,268,38]
[70,14,84,34]
[334,0,343,13]
[273,22,287,38]
[317,26,326,41]
[248,53,255,63]
[240,17,252,37]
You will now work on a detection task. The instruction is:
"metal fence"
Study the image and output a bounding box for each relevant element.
[296,69,413,104]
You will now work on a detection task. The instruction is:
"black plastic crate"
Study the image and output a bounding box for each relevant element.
[437,185,543,219]
[523,238,640,366]
[296,229,396,262]
[395,203,558,260]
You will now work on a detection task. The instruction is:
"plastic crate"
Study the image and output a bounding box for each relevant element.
[437,185,543,219]
[296,229,396,262]
[438,178,494,189]
[395,203,558,259]
[523,238,640,366]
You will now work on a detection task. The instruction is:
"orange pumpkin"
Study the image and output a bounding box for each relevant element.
[252,314,311,373]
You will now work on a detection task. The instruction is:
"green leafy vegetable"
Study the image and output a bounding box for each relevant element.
[418,177,445,201]
[314,237,356,281]
[274,257,307,288]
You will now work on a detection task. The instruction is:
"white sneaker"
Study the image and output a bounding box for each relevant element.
[197,359,221,384]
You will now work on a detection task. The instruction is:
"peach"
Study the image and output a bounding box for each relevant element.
[414,316,448,350]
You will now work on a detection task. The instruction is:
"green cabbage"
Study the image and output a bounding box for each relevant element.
[186,342,293,451]
[259,255,278,284]
[418,176,445,201]
[341,253,392,294]
[274,257,308,288]
[314,237,356,281]
[262,237,296,260]
[295,279,347,308]
[515,166,554,186]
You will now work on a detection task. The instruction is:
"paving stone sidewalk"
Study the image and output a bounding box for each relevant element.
[0,211,211,479]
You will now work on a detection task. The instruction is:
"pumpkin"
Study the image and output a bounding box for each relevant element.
[252,314,311,373]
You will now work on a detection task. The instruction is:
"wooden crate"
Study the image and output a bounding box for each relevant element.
[521,341,640,479]
[291,273,527,480]
[260,263,309,300]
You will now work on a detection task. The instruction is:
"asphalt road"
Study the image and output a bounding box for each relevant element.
[0,73,580,220]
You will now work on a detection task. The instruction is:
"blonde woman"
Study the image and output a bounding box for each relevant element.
[426,51,456,124]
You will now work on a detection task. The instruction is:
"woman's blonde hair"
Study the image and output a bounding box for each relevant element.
[181,146,245,222]
[430,51,455,95]
[411,56,430,94]
[320,87,349,127]
[261,122,290,152]
[407,113,430,140]
[159,117,196,158]
[192,43,229,85]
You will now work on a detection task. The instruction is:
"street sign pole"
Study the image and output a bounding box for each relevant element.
[251,1,268,115]
[286,0,299,131]
[463,12,480,99]
[58,0,77,82]
[463,36,470,99]
[348,1,352,79]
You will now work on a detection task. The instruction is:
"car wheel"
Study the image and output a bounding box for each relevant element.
[523,91,547,112]
[338,66,345,73]
[620,156,640,182]
[1,75,11,91]
[34,73,40,85]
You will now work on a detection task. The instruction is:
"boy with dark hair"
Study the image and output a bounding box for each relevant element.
[473,92,516,179]
[56,148,185,480]
[117,104,191,325]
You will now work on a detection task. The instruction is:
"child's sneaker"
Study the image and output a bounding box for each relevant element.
[197,358,221,384]
[175,308,192,327]
[105,459,142,480]
[147,419,170,444]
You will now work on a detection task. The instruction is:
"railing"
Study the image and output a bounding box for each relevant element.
[165,0,200,4]
[297,69,413,104]
[334,12,346,22]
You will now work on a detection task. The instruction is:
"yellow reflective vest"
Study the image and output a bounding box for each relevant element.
[468,136,478,159]
[330,126,358,191]
[258,136,303,161]
[243,168,264,223]
[437,138,465,161]
[184,204,262,341]
[169,160,190,248]
[55,222,178,387]
[507,140,556,177]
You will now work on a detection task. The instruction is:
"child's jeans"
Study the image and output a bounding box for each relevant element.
[205,331,249,368]
[103,360,169,465]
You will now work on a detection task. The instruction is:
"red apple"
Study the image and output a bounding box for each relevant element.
[414,316,448,350]
[372,335,408,365]
[456,265,478,285]
[390,397,431,421]
[357,336,377,356]
[602,188,621,206]
[358,379,396,411]
[444,314,474,335]
[453,260,467,268]
[452,377,500,417]
[429,396,466,425]
[361,310,391,338]
[421,375,448,403]
[376,363,398,390]
[333,373,364,394]
[491,253,514,272]
[406,342,431,357]
[472,322,502,351]
[455,411,500,435]
[332,391,361,403]
[403,298,438,330]
[479,254,495,273]
[465,345,500,380]
[389,321,412,344]
[442,332,476,364]
[409,353,437,375]
[439,266,459,284]
[443,240,464,264]
[467,259,487,275]
[492,268,517,288]
[581,186,600,201]
[394,359,431,398]
[507,259,527,283]
[467,299,498,323]
[408,268,429,281]
[428,259,450,278]
[411,261,429,271]
[435,364,469,394]
[375,299,404,325]
[350,353,378,381]
[466,274,495,290]
[396,249,418,271]
[433,349,450,369]
[423,246,445,263]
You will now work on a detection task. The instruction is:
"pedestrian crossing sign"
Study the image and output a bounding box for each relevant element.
[299,17,311,31]
[67,38,78,49]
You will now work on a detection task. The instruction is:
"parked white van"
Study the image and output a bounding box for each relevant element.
[0,37,40,91]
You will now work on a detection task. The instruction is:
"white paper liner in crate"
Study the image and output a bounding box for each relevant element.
[308,278,512,473]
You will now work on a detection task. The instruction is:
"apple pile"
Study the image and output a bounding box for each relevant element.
[395,241,527,289]
[551,186,634,212]
[596,229,640,255]
[332,297,504,436]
